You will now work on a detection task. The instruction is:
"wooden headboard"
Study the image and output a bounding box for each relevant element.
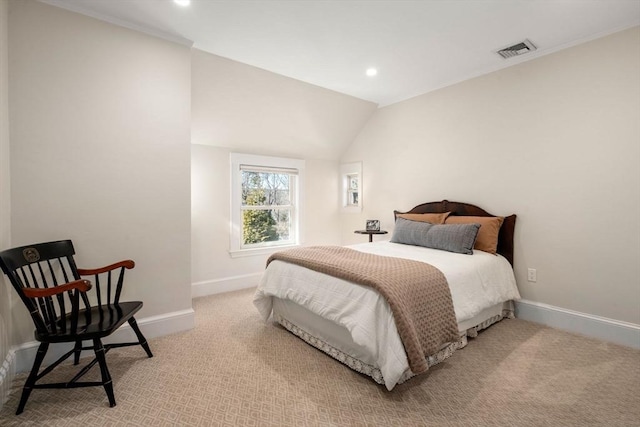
[393,200,516,266]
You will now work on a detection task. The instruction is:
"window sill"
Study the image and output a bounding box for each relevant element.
[229,244,299,259]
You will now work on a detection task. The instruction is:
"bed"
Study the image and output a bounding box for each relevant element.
[254,200,520,390]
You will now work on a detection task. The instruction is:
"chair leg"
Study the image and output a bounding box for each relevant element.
[127,317,153,358]
[93,338,116,408]
[73,340,82,365]
[16,342,49,415]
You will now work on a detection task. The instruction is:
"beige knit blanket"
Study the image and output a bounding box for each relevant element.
[267,246,459,375]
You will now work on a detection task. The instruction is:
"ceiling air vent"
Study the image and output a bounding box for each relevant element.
[496,39,537,59]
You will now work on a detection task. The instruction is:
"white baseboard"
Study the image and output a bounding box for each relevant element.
[191,272,262,298]
[515,299,640,349]
[12,307,195,374]
[0,347,16,405]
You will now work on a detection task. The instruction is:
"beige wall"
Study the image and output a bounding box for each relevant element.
[0,0,13,405]
[341,27,640,324]
[190,51,374,289]
[191,145,341,285]
[8,0,192,344]
[191,49,377,160]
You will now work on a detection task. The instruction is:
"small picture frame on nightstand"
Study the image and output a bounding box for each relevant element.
[366,219,380,231]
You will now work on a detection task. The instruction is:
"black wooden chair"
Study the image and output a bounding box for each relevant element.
[0,240,153,415]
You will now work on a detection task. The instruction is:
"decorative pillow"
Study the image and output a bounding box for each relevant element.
[445,216,504,254]
[390,218,480,255]
[395,212,450,224]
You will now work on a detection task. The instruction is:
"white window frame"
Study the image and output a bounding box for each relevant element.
[341,162,362,213]
[230,153,305,258]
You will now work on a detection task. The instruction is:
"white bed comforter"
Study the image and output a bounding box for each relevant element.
[253,241,520,390]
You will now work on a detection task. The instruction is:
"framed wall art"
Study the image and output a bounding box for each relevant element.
[366,219,380,231]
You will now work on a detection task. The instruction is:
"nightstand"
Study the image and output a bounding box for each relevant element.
[354,230,388,243]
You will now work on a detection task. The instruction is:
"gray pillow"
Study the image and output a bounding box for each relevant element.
[390,217,480,254]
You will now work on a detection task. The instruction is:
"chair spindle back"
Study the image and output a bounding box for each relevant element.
[0,240,86,337]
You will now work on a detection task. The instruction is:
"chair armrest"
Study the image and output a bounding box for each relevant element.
[77,260,135,275]
[22,279,92,298]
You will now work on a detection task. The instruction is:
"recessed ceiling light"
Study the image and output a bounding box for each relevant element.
[366,68,378,77]
[174,0,191,6]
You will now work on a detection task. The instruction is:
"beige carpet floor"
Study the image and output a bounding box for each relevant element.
[1,287,639,426]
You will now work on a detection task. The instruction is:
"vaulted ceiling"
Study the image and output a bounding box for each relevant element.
[41,0,640,106]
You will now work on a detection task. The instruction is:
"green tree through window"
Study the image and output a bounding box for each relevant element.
[241,170,292,245]
[242,172,279,244]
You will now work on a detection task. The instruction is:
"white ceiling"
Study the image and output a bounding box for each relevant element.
[41,0,640,106]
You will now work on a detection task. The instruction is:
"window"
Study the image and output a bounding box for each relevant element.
[346,173,359,206]
[341,162,362,213]
[241,167,294,246]
[230,153,305,257]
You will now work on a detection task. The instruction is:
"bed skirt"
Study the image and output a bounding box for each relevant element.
[274,307,514,387]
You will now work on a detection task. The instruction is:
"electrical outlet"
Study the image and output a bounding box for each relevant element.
[527,268,537,282]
